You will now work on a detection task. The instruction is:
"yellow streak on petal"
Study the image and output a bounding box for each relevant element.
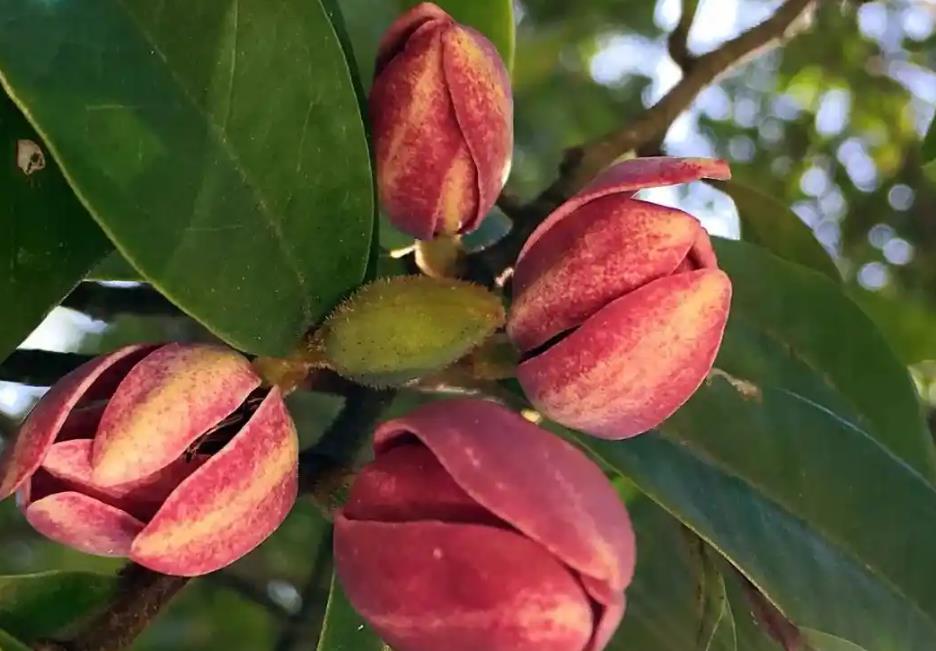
[436,145,474,234]
[132,432,297,558]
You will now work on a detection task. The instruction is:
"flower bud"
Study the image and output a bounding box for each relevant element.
[508,157,733,440]
[0,343,298,576]
[322,276,505,387]
[335,398,635,651]
[371,2,513,239]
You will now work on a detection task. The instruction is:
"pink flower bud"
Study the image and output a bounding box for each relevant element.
[508,157,733,439]
[0,343,298,576]
[371,2,513,239]
[334,398,635,651]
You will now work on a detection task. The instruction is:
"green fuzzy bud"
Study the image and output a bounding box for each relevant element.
[322,276,506,387]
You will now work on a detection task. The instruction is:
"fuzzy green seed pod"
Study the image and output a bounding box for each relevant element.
[322,276,505,387]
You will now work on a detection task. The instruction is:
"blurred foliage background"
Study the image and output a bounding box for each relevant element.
[1,0,935,648]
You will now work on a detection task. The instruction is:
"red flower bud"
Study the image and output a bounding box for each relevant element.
[334,398,635,651]
[0,343,298,576]
[370,2,513,239]
[508,157,733,439]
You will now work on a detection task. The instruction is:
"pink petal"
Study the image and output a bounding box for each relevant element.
[586,594,626,651]
[25,491,144,557]
[41,439,207,521]
[374,2,451,76]
[518,270,731,439]
[344,443,500,526]
[442,24,513,230]
[92,343,260,487]
[375,399,636,597]
[518,157,730,262]
[335,516,594,651]
[0,345,155,500]
[370,20,479,239]
[509,197,704,351]
[130,388,298,576]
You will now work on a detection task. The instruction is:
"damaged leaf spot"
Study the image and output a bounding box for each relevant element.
[708,368,763,401]
[16,139,46,175]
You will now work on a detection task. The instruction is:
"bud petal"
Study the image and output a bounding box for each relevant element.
[371,3,512,239]
[518,270,731,439]
[130,388,298,576]
[323,276,505,386]
[92,343,260,487]
[0,345,153,499]
[334,517,594,651]
[374,399,635,596]
[24,492,144,557]
[510,197,707,351]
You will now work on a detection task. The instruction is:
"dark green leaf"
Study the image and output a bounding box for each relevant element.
[610,496,736,651]
[0,93,110,361]
[316,572,386,651]
[804,630,868,651]
[0,0,374,356]
[714,238,936,482]
[719,181,839,281]
[0,628,30,651]
[575,376,936,651]
[721,569,786,651]
[923,116,936,164]
[0,571,119,641]
[400,0,515,71]
[86,251,142,283]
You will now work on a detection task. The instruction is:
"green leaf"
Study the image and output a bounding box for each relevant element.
[719,181,839,281]
[923,116,936,164]
[714,238,936,482]
[848,289,936,364]
[0,571,119,641]
[0,93,110,361]
[0,628,30,651]
[721,569,786,651]
[0,0,374,356]
[575,377,936,651]
[610,496,736,651]
[316,572,386,651]
[400,0,515,70]
[86,251,142,283]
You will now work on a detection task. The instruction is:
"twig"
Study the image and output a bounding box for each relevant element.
[0,350,94,386]
[62,283,181,319]
[471,0,817,279]
[35,565,189,651]
[668,0,700,70]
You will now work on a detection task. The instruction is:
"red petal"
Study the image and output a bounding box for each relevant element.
[518,157,730,262]
[374,2,451,76]
[518,270,731,439]
[375,399,636,596]
[130,388,298,576]
[335,516,594,651]
[344,443,500,525]
[25,491,144,557]
[92,343,260,487]
[0,345,154,500]
[442,24,513,230]
[510,197,704,352]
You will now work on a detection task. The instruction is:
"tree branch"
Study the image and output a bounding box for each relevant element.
[0,350,94,387]
[471,0,817,279]
[35,565,189,651]
[668,0,700,70]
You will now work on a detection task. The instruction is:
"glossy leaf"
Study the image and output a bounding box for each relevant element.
[923,116,936,164]
[0,0,374,356]
[86,251,142,283]
[316,572,387,651]
[848,289,936,364]
[0,628,30,651]
[400,0,515,71]
[719,181,839,281]
[0,93,110,362]
[576,376,936,651]
[714,238,936,482]
[0,571,119,640]
[609,496,736,651]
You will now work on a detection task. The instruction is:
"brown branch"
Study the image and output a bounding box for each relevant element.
[471,0,817,280]
[35,565,189,651]
[668,0,700,70]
